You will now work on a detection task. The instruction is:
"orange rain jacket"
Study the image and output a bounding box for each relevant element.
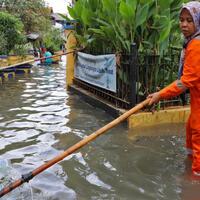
[158,38,200,172]
[159,38,200,130]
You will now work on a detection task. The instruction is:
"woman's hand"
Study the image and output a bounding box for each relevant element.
[147,92,161,105]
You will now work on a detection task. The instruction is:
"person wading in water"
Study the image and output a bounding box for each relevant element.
[148,1,200,178]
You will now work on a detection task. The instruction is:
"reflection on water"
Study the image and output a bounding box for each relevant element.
[0,58,199,199]
[128,123,186,138]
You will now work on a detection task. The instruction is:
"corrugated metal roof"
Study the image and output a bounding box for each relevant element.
[51,13,66,21]
[27,33,40,40]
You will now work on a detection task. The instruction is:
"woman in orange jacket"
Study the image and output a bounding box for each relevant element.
[148,1,200,176]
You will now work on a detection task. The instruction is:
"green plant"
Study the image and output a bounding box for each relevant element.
[0,0,51,34]
[66,0,188,55]
[66,0,190,100]
[68,0,185,54]
[43,28,64,53]
[0,32,7,54]
[11,42,32,56]
[0,11,25,55]
[0,0,54,54]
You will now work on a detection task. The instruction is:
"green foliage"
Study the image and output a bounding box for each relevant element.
[0,32,7,54]
[0,0,63,55]
[11,43,32,56]
[67,0,189,55]
[0,11,25,55]
[0,0,51,34]
[66,0,191,98]
[43,28,64,53]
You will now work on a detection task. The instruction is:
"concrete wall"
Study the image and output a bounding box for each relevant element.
[128,106,190,129]
[0,55,34,68]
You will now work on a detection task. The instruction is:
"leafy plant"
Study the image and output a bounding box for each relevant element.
[0,0,55,54]
[0,32,7,55]
[0,11,25,55]
[67,0,188,55]
[0,0,51,34]
[43,28,64,53]
[66,0,189,100]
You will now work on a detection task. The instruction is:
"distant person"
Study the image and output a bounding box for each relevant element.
[147,2,200,178]
[40,46,46,64]
[33,48,39,57]
[44,49,53,65]
[60,43,66,53]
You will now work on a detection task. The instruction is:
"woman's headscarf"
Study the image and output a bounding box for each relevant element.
[178,1,200,79]
[181,1,200,40]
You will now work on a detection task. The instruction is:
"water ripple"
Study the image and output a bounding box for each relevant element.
[0,61,192,200]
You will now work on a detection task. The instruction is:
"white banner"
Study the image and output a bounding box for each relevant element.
[75,52,116,92]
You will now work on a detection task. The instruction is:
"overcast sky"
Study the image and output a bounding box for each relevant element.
[44,0,70,14]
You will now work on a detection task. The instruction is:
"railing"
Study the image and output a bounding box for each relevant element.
[73,44,189,110]
[73,44,138,109]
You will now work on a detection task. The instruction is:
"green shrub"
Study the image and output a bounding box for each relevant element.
[43,28,64,53]
[0,12,26,55]
[67,0,189,55]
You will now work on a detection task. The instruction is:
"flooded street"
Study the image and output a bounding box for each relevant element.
[0,58,199,200]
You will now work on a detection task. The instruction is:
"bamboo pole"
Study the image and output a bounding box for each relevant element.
[0,50,79,71]
[0,98,150,198]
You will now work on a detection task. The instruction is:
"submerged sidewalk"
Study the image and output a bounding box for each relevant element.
[70,84,190,132]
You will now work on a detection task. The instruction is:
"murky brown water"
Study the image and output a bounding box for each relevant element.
[0,57,199,200]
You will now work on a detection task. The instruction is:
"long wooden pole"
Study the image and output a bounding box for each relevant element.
[0,49,80,71]
[0,99,150,198]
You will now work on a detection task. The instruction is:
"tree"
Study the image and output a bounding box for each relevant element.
[0,0,51,34]
[0,31,7,54]
[0,11,25,55]
[0,0,65,54]
[43,27,64,54]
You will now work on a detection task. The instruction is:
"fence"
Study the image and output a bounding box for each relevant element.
[73,44,189,110]
[136,46,189,109]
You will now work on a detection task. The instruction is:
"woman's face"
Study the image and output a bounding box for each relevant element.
[179,8,196,38]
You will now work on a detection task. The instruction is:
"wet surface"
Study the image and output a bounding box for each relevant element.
[0,57,199,200]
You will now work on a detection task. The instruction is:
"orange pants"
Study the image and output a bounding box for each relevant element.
[186,115,200,173]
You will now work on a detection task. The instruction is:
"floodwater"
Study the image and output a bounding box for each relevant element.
[0,57,199,200]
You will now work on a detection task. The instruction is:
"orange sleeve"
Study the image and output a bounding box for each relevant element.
[181,39,200,88]
[159,39,200,99]
[159,81,183,99]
